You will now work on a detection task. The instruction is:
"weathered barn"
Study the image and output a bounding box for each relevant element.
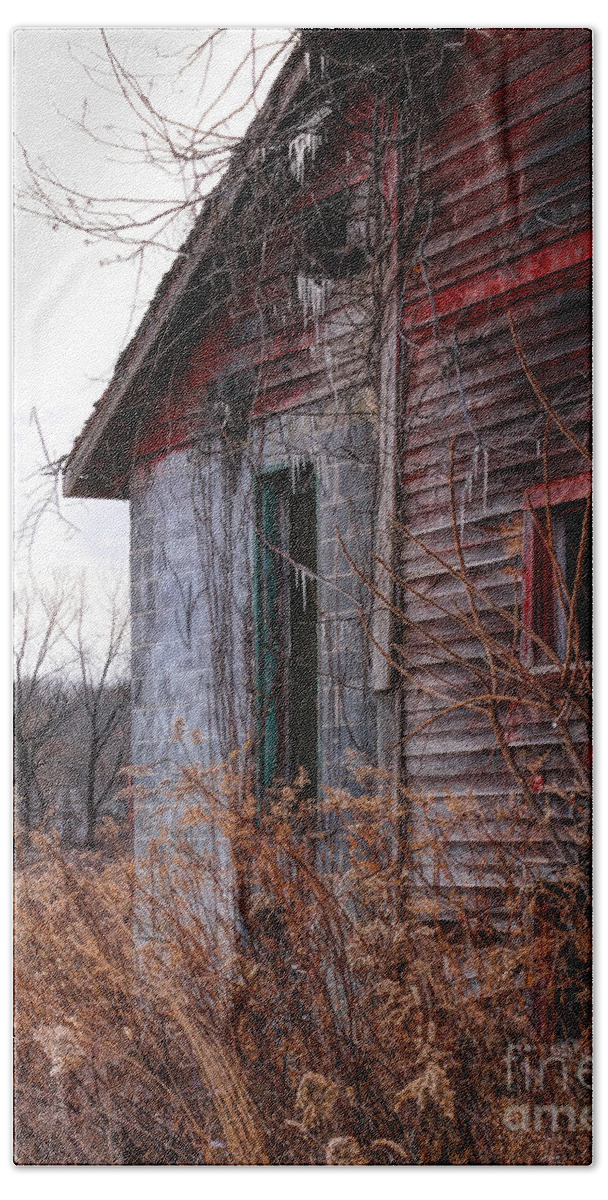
[64,29,591,910]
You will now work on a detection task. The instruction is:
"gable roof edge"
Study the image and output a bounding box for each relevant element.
[63,38,306,498]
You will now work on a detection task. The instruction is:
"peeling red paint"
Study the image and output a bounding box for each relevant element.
[402,232,591,332]
[130,28,591,495]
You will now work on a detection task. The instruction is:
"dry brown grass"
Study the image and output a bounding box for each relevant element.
[14,759,591,1165]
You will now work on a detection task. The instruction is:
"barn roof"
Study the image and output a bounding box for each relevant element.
[62,35,313,499]
[62,29,414,499]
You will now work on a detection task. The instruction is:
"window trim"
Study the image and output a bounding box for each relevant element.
[521,472,591,667]
[253,463,319,809]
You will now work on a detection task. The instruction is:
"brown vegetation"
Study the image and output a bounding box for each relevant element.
[14,746,590,1164]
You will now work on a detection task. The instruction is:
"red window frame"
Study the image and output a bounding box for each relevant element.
[521,472,591,666]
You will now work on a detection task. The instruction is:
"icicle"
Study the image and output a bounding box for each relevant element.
[465,469,473,504]
[294,561,309,610]
[320,53,326,78]
[290,454,305,492]
[459,491,466,542]
[297,273,306,320]
[288,106,331,184]
[482,448,489,513]
[304,50,311,78]
[289,129,322,183]
[297,274,330,328]
[472,443,479,480]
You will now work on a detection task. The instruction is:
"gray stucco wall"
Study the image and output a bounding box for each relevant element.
[129,386,395,918]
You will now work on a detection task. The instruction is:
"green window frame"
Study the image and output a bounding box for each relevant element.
[254,464,318,809]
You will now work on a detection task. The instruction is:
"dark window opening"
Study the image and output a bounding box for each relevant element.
[254,465,318,812]
[297,190,367,280]
[552,504,591,661]
[525,483,591,665]
[206,368,254,440]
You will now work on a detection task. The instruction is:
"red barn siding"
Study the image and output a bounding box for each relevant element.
[131,31,590,865]
[66,30,590,888]
[397,29,590,885]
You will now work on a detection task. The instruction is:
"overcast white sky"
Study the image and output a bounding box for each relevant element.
[13,26,292,625]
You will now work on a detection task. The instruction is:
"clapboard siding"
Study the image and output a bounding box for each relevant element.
[64,31,590,902]
[396,29,590,884]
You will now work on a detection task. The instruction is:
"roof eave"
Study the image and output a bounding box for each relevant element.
[63,39,308,500]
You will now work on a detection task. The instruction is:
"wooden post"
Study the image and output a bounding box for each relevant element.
[372,107,400,694]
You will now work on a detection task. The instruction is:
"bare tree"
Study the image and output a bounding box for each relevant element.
[17,28,296,261]
[14,584,73,842]
[14,575,131,852]
[64,585,130,848]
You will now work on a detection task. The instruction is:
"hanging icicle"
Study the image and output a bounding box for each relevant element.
[289,129,322,183]
[459,446,479,535]
[482,448,489,513]
[288,106,331,184]
[465,468,473,504]
[294,563,309,611]
[290,454,306,493]
[297,274,330,328]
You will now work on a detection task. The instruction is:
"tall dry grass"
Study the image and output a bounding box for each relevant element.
[14,754,591,1165]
